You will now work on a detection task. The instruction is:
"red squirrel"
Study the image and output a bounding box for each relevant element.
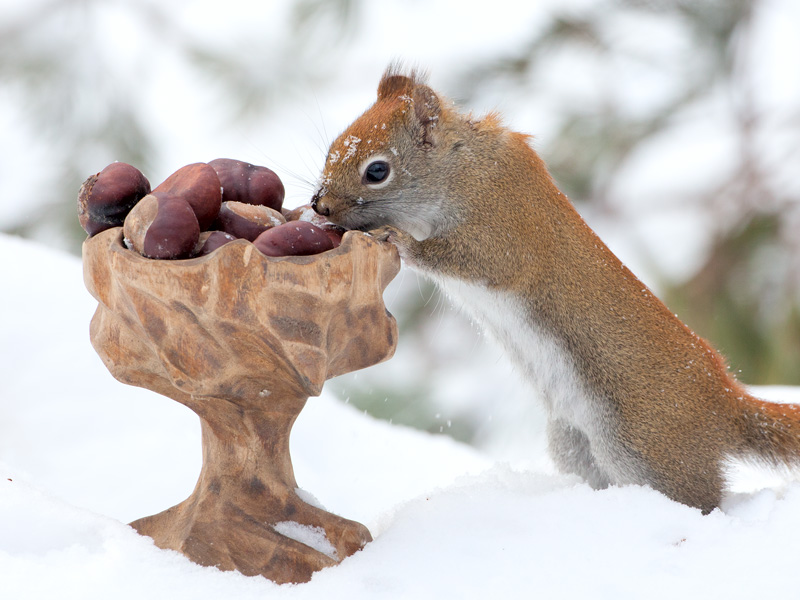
[311,66,800,513]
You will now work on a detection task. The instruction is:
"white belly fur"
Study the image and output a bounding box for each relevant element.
[432,275,597,435]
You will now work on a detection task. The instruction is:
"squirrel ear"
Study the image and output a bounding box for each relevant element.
[376,66,441,147]
[412,85,441,148]
[377,63,425,100]
[377,74,415,100]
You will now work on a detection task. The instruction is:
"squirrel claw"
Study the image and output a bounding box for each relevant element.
[369,225,418,265]
[369,225,404,244]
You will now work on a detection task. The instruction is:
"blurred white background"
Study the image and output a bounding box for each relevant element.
[2,0,799,459]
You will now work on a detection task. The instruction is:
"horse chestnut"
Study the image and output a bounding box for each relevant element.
[209,158,284,212]
[123,192,200,259]
[154,163,221,230]
[215,201,286,241]
[322,228,344,249]
[193,230,238,256]
[78,162,151,236]
[253,221,335,257]
[282,203,345,248]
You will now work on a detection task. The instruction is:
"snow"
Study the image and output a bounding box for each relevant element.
[340,135,361,163]
[2,231,800,598]
[272,522,338,561]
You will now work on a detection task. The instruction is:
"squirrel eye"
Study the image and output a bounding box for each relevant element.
[363,160,390,184]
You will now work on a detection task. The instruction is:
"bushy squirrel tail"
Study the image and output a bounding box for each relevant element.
[736,395,800,468]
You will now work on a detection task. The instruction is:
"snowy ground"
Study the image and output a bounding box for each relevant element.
[2,232,800,599]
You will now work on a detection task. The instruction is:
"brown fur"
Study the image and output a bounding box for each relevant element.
[312,66,800,513]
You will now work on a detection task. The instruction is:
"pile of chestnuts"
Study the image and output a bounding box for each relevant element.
[78,159,343,259]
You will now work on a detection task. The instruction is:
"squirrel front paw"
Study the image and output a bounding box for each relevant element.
[369,225,407,245]
[368,225,424,266]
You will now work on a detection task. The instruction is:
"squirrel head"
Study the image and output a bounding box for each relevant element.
[312,66,468,241]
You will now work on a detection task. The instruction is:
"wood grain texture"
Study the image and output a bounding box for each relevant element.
[82,228,400,583]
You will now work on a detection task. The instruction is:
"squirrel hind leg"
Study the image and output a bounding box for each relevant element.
[547,419,612,490]
[547,420,722,513]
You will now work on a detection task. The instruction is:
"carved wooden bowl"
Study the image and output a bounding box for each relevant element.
[82,227,399,584]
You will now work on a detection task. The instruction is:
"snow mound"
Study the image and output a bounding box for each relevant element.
[1,232,799,599]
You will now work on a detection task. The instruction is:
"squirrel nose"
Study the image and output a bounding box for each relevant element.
[311,192,330,217]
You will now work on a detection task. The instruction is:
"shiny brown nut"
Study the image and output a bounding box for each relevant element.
[209,158,285,212]
[323,227,344,249]
[282,203,345,248]
[281,206,300,220]
[215,201,286,242]
[123,192,200,259]
[154,163,221,230]
[78,162,151,236]
[193,230,238,256]
[253,221,335,257]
